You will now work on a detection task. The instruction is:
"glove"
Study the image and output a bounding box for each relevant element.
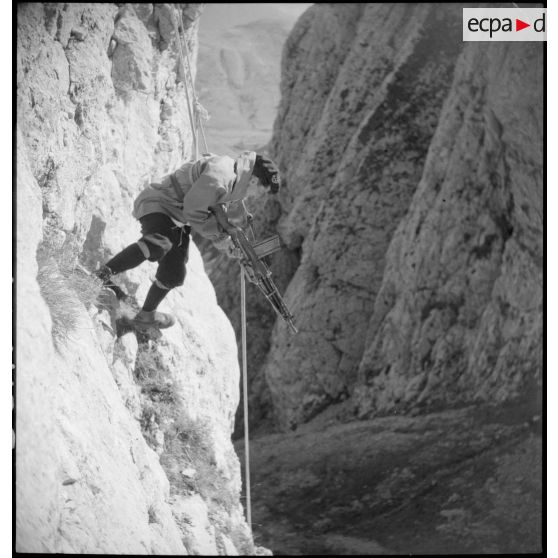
[213,237,243,259]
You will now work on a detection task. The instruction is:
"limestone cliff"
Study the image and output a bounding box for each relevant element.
[16,4,261,554]
[222,3,542,429]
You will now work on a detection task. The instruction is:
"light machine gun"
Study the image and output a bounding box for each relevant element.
[211,205,298,334]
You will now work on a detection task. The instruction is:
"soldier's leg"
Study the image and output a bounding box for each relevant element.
[96,213,171,299]
[132,218,190,329]
[97,244,146,299]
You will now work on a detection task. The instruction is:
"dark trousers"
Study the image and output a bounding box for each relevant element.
[139,213,191,289]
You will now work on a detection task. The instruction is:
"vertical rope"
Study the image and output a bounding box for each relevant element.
[172,6,198,159]
[173,3,252,531]
[241,268,252,529]
[178,4,209,155]
[198,114,209,154]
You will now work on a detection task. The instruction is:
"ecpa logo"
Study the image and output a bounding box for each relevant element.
[463,8,547,41]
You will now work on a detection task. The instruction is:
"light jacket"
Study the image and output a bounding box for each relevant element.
[133,153,255,241]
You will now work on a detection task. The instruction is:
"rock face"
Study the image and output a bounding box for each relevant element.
[16,3,258,554]
[238,4,542,429]
[354,36,543,417]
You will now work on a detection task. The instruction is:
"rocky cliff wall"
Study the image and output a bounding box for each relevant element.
[16,4,259,554]
[353,35,543,418]
[222,3,542,429]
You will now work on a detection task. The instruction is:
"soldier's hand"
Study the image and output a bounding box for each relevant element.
[213,236,242,259]
[242,262,258,284]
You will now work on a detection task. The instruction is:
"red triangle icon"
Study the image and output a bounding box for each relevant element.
[516,18,530,31]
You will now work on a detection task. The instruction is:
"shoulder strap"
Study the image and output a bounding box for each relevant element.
[169,172,183,199]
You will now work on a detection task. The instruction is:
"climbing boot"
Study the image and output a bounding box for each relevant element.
[127,310,175,330]
[95,265,128,301]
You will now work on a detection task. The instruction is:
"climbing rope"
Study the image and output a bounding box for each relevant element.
[241,270,252,529]
[194,99,210,154]
[171,8,198,158]
[172,5,252,530]
[171,5,210,159]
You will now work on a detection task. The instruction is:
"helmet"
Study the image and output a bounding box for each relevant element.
[252,154,281,194]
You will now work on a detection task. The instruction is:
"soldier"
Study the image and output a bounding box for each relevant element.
[97,151,280,329]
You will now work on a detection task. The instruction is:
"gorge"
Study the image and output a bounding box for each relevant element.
[16,3,543,555]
